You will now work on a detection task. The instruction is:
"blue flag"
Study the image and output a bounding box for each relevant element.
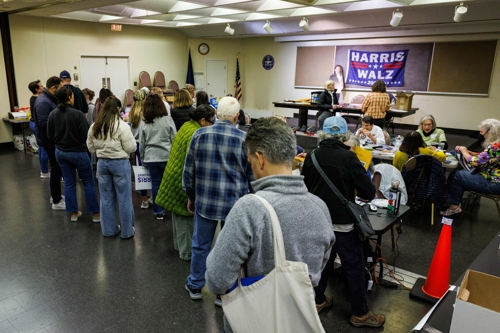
[186,49,194,86]
[346,49,409,87]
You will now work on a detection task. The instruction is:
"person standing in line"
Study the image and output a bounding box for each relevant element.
[128,89,151,209]
[28,80,50,178]
[47,86,100,222]
[317,80,340,131]
[171,89,196,131]
[361,80,390,129]
[33,76,65,210]
[182,96,254,302]
[150,87,172,116]
[87,96,136,238]
[83,88,97,169]
[94,88,113,121]
[302,116,385,328]
[139,94,177,220]
[205,117,335,332]
[184,84,196,106]
[60,70,88,115]
[156,105,216,261]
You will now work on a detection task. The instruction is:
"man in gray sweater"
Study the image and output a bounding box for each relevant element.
[206,117,335,333]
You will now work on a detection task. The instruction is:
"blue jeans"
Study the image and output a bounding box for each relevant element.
[314,229,368,316]
[97,158,135,238]
[187,213,221,289]
[30,121,49,173]
[447,169,500,205]
[55,149,99,213]
[144,162,167,215]
[45,145,63,204]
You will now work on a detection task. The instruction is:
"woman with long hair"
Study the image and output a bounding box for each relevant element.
[150,86,171,115]
[87,96,136,238]
[47,86,100,222]
[392,131,446,171]
[128,89,151,208]
[94,88,113,121]
[156,105,215,260]
[171,89,195,131]
[139,94,177,220]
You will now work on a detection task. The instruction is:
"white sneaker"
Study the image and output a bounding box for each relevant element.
[52,200,66,210]
[40,172,50,179]
[50,195,65,204]
[141,200,150,209]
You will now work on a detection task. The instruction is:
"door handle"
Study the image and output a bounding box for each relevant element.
[107,78,111,90]
[102,78,106,88]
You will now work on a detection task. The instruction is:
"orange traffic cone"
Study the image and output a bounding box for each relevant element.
[410,217,452,304]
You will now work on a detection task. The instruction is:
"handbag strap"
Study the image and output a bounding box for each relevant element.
[310,150,348,205]
[250,194,287,268]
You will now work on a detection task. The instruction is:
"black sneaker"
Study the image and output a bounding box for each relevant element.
[185,284,202,300]
[156,213,165,220]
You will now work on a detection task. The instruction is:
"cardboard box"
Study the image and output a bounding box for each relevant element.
[395,92,414,111]
[449,270,500,333]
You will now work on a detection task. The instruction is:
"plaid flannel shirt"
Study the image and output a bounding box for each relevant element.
[182,120,254,220]
[361,92,390,119]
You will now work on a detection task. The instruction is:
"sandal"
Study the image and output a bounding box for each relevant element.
[440,207,462,216]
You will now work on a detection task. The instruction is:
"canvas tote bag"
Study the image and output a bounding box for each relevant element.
[221,194,325,333]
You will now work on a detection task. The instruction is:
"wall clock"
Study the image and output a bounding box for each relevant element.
[198,43,210,55]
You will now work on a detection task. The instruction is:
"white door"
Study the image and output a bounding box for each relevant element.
[206,60,227,98]
[80,56,130,102]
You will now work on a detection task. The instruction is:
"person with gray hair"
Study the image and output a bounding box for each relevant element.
[302,116,385,328]
[317,79,340,130]
[442,118,500,216]
[183,96,254,302]
[206,117,335,333]
[416,114,448,150]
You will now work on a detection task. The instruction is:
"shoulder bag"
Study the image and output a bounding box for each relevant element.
[221,194,325,333]
[310,150,375,241]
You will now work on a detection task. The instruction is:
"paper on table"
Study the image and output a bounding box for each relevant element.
[412,286,457,332]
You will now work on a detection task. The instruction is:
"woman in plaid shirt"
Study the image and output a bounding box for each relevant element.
[361,80,390,129]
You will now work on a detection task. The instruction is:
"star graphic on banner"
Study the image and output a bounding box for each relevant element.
[368,65,372,68]
[373,65,378,69]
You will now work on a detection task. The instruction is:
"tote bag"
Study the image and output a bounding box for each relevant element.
[221,194,325,333]
[132,166,152,190]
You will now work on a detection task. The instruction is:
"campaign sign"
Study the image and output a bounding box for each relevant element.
[132,166,152,190]
[346,49,409,87]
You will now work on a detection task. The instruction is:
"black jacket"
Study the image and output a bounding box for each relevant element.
[317,89,339,116]
[302,139,375,224]
[47,105,89,152]
[65,84,88,114]
[33,89,59,147]
[171,106,196,131]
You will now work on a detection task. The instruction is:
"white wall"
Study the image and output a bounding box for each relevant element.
[1,19,499,144]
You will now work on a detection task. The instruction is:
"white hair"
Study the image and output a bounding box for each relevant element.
[217,97,240,120]
[479,118,500,148]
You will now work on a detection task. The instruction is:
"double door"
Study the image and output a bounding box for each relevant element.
[80,56,130,102]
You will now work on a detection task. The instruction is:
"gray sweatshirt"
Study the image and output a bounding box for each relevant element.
[139,116,177,163]
[206,175,335,331]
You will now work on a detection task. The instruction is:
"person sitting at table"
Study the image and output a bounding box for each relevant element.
[317,80,339,131]
[393,131,446,171]
[416,114,448,150]
[361,80,390,129]
[356,116,385,145]
[441,119,500,216]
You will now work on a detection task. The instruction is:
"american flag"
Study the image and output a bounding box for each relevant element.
[234,58,242,102]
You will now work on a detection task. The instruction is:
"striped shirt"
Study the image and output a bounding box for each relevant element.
[361,92,390,119]
[182,120,254,220]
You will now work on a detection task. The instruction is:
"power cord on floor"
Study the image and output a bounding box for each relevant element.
[370,238,412,291]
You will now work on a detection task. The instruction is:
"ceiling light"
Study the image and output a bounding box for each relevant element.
[390,9,403,27]
[454,2,468,23]
[225,23,234,35]
[299,17,309,31]
[263,20,273,34]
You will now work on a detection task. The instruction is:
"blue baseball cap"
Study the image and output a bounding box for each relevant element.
[60,70,71,79]
[323,116,348,134]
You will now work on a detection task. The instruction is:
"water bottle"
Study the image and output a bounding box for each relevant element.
[387,181,402,214]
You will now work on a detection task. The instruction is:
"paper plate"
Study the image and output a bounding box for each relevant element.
[371,199,389,208]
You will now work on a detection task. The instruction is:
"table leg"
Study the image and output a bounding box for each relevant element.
[377,234,383,283]
[391,226,395,251]
[298,107,308,128]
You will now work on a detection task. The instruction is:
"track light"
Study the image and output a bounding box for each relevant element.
[299,17,309,31]
[263,20,273,34]
[454,2,468,22]
[390,9,403,27]
[225,23,234,35]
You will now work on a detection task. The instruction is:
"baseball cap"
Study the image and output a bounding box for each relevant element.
[323,116,348,134]
[59,70,71,79]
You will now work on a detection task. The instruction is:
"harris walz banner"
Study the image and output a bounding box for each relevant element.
[346,49,409,87]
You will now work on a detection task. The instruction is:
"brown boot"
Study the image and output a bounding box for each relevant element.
[316,295,333,313]
[350,312,385,328]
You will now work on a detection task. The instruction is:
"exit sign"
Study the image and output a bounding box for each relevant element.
[111,24,122,32]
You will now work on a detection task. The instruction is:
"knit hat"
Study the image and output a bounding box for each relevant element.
[133,89,147,102]
[323,116,348,134]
